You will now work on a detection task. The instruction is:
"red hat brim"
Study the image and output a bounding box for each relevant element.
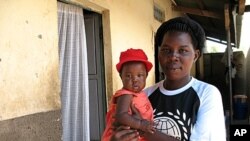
[116,58,153,73]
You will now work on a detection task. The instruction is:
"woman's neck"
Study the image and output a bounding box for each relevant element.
[163,76,192,90]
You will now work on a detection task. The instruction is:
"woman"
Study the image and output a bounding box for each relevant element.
[110,17,226,141]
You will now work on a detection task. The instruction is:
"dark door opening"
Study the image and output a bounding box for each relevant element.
[84,10,106,141]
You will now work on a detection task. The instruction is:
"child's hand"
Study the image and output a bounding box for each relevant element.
[139,119,156,134]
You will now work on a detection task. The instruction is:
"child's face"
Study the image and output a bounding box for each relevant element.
[120,62,147,93]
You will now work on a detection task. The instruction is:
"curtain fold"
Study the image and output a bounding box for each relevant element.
[57,2,90,141]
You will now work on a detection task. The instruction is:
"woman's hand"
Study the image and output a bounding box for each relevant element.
[110,126,139,141]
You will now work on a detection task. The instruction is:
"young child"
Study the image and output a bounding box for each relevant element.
[101,48,155,141]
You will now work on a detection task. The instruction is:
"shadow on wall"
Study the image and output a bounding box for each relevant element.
[0,110,61,141]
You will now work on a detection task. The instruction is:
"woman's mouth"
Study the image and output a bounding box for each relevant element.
[167,65,181,71]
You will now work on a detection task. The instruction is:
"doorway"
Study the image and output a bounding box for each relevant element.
[84,10,106,141]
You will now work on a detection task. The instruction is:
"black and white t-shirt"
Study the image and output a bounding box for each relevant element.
[144,77,226,141]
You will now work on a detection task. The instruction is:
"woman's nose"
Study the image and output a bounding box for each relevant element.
[168,51,180,60]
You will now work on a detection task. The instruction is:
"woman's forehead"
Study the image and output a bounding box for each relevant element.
[162,32,192,44]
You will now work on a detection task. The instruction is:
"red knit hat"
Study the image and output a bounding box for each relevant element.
[116,48,153,73]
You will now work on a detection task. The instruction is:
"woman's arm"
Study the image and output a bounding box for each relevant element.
[142,130,180,141]
[189,86,226,141]
[130,104,180,141]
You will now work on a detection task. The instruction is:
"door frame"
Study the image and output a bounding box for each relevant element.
[84,10,107,141]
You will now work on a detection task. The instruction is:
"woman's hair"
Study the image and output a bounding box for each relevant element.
[155,17,206,54]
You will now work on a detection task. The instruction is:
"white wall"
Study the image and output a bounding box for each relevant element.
[0,0,60,120]
[70,0,182,101]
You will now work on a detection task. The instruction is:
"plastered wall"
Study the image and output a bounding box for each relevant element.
[0,0,60,120]
[0,0,184,139]
[70,0,182,101]
[0,0,182,119]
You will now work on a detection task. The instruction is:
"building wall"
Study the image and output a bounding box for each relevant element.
[0,0,60,121]
[0,0,61,140]
[70,0,182,101]
[0,110,61,141]
[0,0,183,139]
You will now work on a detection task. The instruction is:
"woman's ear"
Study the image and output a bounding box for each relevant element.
[194,50,200,62]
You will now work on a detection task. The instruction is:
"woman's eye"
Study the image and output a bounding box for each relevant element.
[161,48,171,53]
[179,49,188,53]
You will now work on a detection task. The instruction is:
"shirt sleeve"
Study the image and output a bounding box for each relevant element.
[190,85,226,141]
[144,81,163,97]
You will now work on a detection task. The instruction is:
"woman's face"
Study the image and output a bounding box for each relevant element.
[158,31,200,82]
[120,62,147,93]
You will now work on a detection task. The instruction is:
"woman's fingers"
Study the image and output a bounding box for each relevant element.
[115,126,130,131]
[120,130,139,141]
[111,126,139,141]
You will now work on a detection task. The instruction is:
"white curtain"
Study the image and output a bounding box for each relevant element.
[57,2,90,141]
